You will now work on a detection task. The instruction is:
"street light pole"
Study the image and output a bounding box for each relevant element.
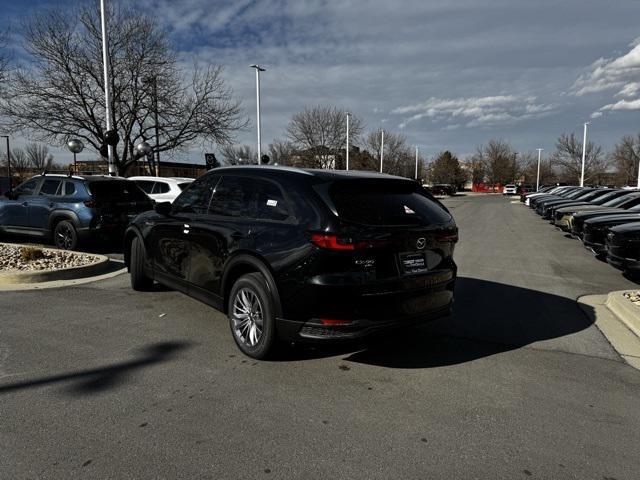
[1,135,10,193]
[415,146,419,180]
[100,0,116,176]
[536,148,543,191]
[250,65,265,164]
[345,112,350,171]
[580,122,589,187]
[380,129,384,173]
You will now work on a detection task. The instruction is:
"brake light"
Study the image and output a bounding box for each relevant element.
[83,199,98,208]
[437,233,459,243]
[311,234,360,250]
[320,319,353,325]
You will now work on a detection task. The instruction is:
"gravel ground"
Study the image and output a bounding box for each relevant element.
[0,243,101,272]
[623,290,640,306]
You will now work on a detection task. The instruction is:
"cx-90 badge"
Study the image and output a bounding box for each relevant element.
[416,237,426,250]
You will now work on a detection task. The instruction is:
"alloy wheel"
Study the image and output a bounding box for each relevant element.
[56,224,74,249]
[231,288,264,347]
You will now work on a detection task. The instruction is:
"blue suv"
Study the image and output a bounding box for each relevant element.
[0,174,153,250]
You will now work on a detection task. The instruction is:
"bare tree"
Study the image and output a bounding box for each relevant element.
[1,2,245,176]
[363,130,416,176]
[0,29,8,88]
[268,139,296,166]
[610,134,640,187]
[219,144,256,166]
[24,142,55,170]
[550,133,607,185]
[0,147,30,180]
[286,106,364,169]
[471,139,519,185]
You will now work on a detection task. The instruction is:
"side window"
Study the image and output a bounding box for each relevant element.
[136,181,154,194]
[209,176,292,222]
[209,176,255,218]
[15,179,39,196]
[254,179,292,222]
[172,175,218,214]
[39,179,63,196]
[64,181,77,196]
[154,182,170,194]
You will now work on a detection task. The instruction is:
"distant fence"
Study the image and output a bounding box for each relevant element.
[472,183,503,193]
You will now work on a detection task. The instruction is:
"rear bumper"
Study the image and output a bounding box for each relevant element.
[276,302,453,342]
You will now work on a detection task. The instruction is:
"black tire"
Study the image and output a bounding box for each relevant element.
[53,220,78,250]
[228,273,277,359]
[130,236,153,291]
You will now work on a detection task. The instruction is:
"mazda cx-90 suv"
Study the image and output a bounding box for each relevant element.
[124,166,458,358]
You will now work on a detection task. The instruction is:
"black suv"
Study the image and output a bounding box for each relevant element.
[0,174,153,250]
[124,166,458,358]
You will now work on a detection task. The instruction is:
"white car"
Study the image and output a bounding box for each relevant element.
[128,176,194,203]
[503,184,517,195]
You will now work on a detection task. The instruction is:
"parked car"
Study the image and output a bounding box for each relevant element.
[0,174,153,250]
[542,188,614,221]
[503,184,517,195]
[124,166,458,359]
[552,189,636,230]
[582,213,640,254]
[534,188,597,217]
[527,186,581,208]
[606,222,640,273]
[570,193,640,237]
[520,185,555,203]
[129,176,194,203]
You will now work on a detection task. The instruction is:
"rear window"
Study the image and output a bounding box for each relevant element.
[327,180,451,226]
[87,180,149,202]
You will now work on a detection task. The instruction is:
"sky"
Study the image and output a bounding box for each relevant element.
[1,0,640,165]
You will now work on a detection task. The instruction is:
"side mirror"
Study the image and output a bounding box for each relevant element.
[4,191,16,200]
[155,201,172,216]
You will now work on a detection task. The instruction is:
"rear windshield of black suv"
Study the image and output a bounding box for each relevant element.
[86,180,149,202]
[328,180,452,226]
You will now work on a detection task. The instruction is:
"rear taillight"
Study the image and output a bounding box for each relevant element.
[83,199,97,208]
[437,233,459,243]
[311,234,361,250]
[320,319,354,326]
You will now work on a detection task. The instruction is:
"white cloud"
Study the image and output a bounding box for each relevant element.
[572,38,640,97]
[601,99,640,111]
[392,95,554,129]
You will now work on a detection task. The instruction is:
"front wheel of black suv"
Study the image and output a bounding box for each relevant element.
[53,220,78,250]
[228,273,277,359]
[130,236,153,291]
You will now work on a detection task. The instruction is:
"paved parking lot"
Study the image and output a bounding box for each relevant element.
[1,194,639,479]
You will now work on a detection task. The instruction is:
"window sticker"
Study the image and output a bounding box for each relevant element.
[404,205,415,214]
[266,199,278,207]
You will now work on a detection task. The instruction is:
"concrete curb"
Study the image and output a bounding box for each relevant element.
[605,290,640,338]
[0,244,111,284]
[579,294,640,371]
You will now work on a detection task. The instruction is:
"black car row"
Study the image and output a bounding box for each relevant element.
[521,185,640,275]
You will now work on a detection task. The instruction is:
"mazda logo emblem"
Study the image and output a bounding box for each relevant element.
[416,238,426,250]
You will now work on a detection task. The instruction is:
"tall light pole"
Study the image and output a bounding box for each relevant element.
[415,146,419,180]
[100,0,115,176]
[379,129,384,173]
[345,112,350,171]
[580,122,589,187]
[1,135,10,193]
[536,148,543,191]
[250,65,265,164]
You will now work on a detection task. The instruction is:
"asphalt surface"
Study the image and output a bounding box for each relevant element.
[1,194,640,479]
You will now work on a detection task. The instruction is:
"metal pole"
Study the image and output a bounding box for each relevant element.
[536,148,543,191]
[250,66,265,163]
[153,77,160,176]
[380,129,384,173]
[74,152,77,173]
[636,156,640,189]
[415,146,419,180]
[100,0,116,175]
[580,122,589,187]
[346,113,350,171]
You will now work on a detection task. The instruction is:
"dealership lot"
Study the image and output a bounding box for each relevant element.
[1,194,640,479]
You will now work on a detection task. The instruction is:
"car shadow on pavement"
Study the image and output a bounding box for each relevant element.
[285,276,597,368]
[0,341,192,396]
